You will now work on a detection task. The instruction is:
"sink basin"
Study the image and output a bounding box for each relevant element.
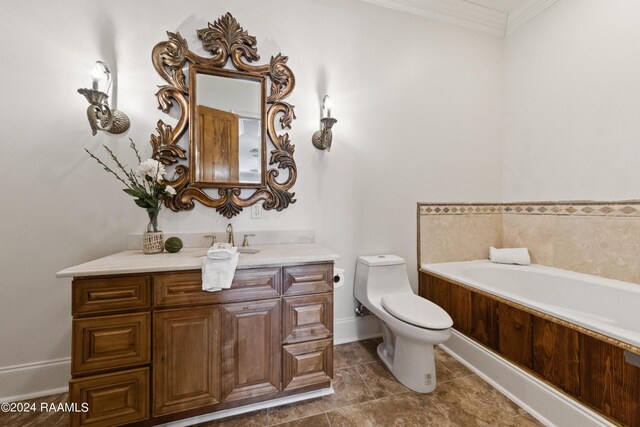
[191,248,260,258]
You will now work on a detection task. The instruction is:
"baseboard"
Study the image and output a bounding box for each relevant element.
[163,387,334,426]
[441,331,613,427]
[0,358,70,402]
[333,315,381,345]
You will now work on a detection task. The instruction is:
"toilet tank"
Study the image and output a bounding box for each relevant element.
[354,255,412,305]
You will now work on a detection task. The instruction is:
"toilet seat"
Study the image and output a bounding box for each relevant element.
[381,294,453,330]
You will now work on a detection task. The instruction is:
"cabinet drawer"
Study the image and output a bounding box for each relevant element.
[153,267,281,307]
[72,275,150,316]
[283,339,333,391]
[283,263,333,296]
[72,313,150,375]
[283,293,333,343]
[69,367,149,427]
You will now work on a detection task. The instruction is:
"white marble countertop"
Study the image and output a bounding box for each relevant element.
[56,243,339,278]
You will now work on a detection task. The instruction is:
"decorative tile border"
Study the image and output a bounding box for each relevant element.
[419,201,640,217]
[419,204,504,216]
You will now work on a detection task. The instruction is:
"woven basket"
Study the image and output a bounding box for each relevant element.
[143,231,164,254]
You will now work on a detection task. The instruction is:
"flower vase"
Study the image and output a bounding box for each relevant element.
[143,210,164,254]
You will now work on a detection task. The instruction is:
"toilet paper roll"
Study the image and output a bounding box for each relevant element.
[333,268,345,288]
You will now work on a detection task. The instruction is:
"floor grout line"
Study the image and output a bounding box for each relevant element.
[323,411,332,427]
[353,363,377,400]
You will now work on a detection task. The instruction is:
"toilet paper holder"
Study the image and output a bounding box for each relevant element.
[333,268,345,288]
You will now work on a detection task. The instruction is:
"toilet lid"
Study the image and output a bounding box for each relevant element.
[381,294,453,330]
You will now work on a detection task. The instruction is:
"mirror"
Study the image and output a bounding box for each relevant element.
[191,70,265,186]
[148,13,297,218]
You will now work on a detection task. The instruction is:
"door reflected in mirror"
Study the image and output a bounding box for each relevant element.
[192,71,264,186]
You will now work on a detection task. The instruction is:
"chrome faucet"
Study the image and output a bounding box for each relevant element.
[226,224,235,246]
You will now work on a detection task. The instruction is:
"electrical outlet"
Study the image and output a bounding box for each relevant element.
[251,204,263,219]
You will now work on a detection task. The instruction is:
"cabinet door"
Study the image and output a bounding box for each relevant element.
[153,306,221,416]
[222,299,281,402]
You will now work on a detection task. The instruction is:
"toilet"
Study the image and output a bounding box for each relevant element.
[354,254,453,393]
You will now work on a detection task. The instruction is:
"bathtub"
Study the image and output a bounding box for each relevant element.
[419,260,640,427]
[421,260,640,349]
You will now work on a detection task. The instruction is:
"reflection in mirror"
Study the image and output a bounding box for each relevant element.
[193,72,263,185]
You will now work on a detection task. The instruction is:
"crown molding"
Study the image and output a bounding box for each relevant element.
[363,0,559,37]
[506,0,559,34]
[363,0,508,36]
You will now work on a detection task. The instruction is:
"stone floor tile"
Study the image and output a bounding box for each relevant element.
[326,392,453,426]
[333,338,381,369]
[194,409,268,426]
[495,413,544,427]
[436,346,473,379]
[423,375,524,426]
[355,361,409,398]
[267,367,374,424]
[271,413,331,426]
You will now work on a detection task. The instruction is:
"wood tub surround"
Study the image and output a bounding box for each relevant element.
[420,271,640,427]
[67,260,335,427]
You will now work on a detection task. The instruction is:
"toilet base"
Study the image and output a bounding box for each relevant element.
[377,338,437,393]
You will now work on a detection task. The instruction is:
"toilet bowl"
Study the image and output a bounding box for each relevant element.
[354,254,453,393]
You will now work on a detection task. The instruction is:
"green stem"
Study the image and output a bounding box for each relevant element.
[84,148,132,189]
[147,209,160,232]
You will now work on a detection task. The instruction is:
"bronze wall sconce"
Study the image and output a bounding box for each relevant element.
[312,95,337,151]
[78,61,130,136]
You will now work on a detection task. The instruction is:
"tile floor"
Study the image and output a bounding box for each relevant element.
[0,339,542,427]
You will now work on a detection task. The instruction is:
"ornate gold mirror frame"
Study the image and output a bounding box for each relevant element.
[149,13,296,218]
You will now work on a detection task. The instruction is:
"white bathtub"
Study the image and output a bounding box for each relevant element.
[420,260,640,349]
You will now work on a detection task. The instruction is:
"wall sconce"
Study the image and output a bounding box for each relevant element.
[312,95,337,152]
[77,61,130,136]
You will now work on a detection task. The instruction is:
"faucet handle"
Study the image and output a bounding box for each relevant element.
[204,234,217,246]
[242,234,255,247]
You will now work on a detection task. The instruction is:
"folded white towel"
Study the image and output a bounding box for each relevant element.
[202,245,239,292]
[489,247,531,265]
[206,243,236,259]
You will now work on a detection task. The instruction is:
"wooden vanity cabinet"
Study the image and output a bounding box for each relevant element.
[69,262,334,427]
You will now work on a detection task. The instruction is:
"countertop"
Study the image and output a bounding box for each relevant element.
[56,243,339,278]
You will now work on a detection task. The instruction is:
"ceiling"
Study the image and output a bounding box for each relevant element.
[363,0,558,36]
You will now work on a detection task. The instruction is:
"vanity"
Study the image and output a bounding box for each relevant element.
[58,12,332,426]
[56,244,338,426]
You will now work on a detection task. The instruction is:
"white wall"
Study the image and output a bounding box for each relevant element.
[0,0,503,398]
[503,0,640,201]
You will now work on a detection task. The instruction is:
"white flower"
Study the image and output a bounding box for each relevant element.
[137,159,166,179]
[165,185,176,195]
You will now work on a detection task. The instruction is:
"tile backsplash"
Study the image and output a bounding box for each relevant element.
[418,201,640,284]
